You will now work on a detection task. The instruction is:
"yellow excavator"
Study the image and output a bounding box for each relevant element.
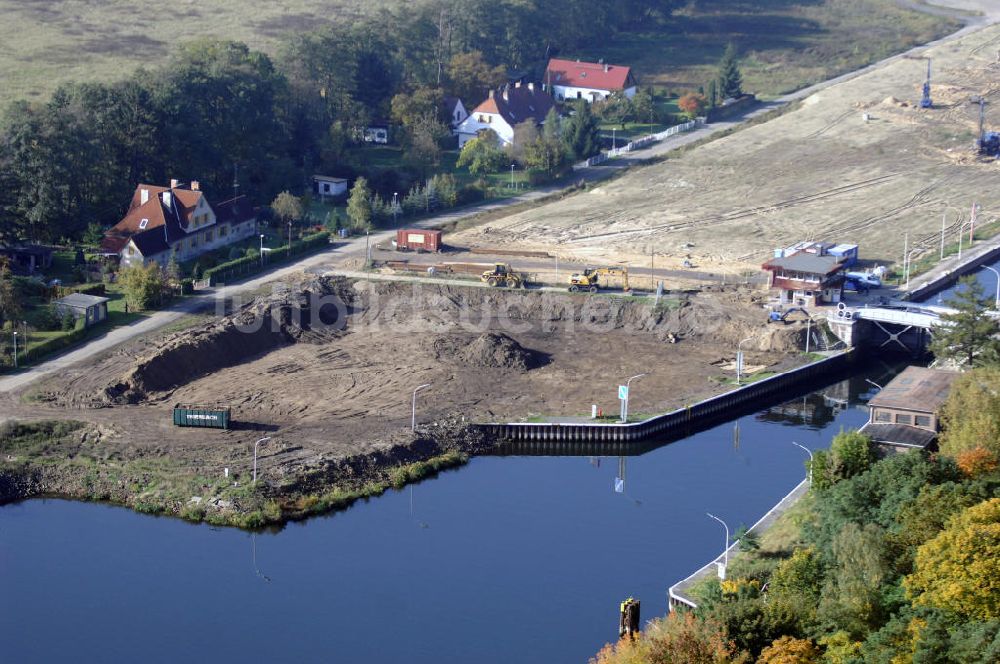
[568,266,631,293]
[480,263,525,288]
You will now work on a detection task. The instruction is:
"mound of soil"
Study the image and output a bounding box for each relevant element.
[103,276,353,404]
[434,332,540,372]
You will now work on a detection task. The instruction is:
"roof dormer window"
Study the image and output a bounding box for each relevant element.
[139,218,149,230]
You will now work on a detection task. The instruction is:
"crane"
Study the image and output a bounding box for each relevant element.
[920,58,932,109]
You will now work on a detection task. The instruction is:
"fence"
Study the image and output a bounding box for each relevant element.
[573,119,704,170]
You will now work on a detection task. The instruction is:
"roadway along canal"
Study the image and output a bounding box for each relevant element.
[0,362,902,663]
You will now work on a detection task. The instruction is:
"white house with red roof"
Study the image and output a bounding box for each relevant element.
[454,82,555,148]
[544,58,637,102]
[101,179,257,268]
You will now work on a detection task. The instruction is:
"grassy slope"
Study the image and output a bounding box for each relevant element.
[0,1,956,107]
[585,0,958,98]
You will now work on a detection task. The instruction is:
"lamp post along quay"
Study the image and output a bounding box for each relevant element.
[620,373,648,423]
[792,441,814,485]
[736,336,753,385]
[252,437,271,484]
[706,512,730,579]
[982,265,1000,309]
[412,384,432,432]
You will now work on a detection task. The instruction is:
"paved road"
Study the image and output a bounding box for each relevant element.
[2,0,994,395]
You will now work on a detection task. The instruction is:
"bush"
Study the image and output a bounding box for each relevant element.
[180,278,194,295]
[34,304,63,331]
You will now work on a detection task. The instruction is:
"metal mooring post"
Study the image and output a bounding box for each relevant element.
[619,598,641,639]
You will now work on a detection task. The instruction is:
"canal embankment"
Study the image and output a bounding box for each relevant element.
[482,349,856,446]
[905,232,1000,302]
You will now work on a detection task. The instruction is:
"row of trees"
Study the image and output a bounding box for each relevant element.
[0,1,690,247]
[595,440,1000,663]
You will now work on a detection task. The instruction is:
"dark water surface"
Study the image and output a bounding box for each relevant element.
[0,366,899,664]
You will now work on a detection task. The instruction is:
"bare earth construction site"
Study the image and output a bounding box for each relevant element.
[450,20,1000,275]
[1,276,803,525]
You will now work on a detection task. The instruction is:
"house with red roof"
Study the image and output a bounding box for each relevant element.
[101,179,257,269]
[454,82,555,148]
[544,58,637,103]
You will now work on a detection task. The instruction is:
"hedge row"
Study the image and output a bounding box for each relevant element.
[22,326,89,362]
[203,231,331,286]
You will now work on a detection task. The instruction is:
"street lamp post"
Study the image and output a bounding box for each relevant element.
[736,336,754,385]
[706,512,730,573]
[621,373,648,423]
[288,219,292,251]
[792,441,814,485]
[612,127,617,152]
[510,163,515,188]
[365,228,370,269]
[983,265,1000,309]
[12,331,17,369]
[259,234,265,268]
[904,246,922,289]
[252,436,271,484]
[412,383,432,432]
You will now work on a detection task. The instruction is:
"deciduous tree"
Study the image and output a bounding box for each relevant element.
[678,92,708,119]
[457,130,507,177]
[905,498,1000,621]
[939,367,1000,459]
[756,636,820,664]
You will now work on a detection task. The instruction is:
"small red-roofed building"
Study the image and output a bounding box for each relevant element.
[544,58,637,103]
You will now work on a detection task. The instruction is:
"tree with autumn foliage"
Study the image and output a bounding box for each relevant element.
[756,636,820,664]
[678,92,708,119]
[939,366,1000,460]
[590,611,747,664]
[905,498,1000,621]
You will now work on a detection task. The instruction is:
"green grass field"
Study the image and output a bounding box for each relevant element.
[0,1,956,107]
[583,0,958,99]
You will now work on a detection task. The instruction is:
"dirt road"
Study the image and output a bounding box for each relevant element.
[448,1,1000,275]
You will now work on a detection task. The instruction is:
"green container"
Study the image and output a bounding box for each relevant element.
[173,405,231,430]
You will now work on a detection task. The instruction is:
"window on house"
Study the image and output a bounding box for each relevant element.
[874,411,891,423]
[220,225,228,236]
[206,231,213,242]
[127,246,135,256]
[478,114,485,122]
[915,415,932,428]
[895,413,912,425]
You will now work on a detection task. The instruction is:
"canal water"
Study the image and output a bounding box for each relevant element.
[922,253,1000,304]
[0,365,900,664]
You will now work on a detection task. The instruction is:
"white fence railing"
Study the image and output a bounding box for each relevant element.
[573,118,704,170]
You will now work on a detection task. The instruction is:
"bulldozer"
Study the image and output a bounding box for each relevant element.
[568,266,631,293]
[480,263,524,288]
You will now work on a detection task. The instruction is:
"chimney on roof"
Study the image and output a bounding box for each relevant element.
[527,82,535,92]
[140,188,149,205]
[515,81,522,88]
[489,89,495,99]
[191,180,200,191]
[170,178,180,189]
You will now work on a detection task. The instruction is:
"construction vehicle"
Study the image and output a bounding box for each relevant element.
[480,263,524,288]
[767,307,809,324]
[920,59,933,109]
[568,266,631,293]
[975,98,1000,156]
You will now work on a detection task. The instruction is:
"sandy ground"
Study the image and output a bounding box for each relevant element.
[449,17,1000,275]
[3,277,805,478]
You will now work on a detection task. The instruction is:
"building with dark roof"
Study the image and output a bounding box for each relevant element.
[101,179,256,268]
[761,244,848,307]
[544,58,637,102]
[860,366,961,450]
[53,293,110,328]
[455,82,555,148]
